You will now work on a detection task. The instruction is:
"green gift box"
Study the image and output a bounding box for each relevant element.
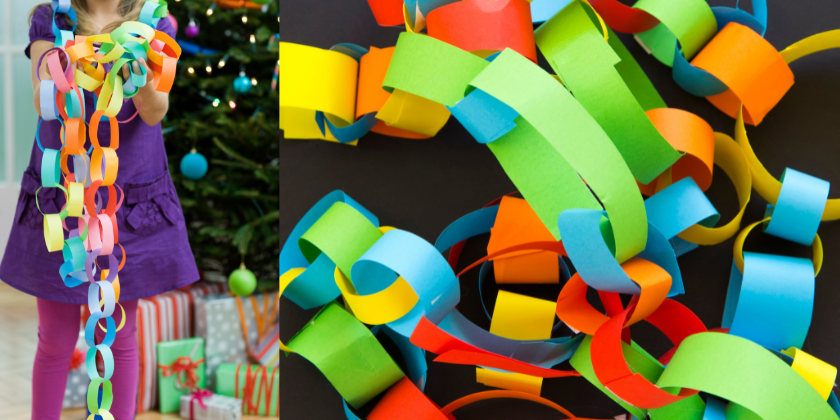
[156,338,206,414]
[216,364,279,417]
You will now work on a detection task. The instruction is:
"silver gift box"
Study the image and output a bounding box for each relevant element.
[179,393,243,420]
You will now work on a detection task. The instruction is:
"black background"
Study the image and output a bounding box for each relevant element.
[280,1,840,418]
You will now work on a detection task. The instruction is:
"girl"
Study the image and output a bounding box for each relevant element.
[0,0,199,418]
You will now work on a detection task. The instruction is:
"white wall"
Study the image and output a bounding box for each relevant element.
[0,0,43,260]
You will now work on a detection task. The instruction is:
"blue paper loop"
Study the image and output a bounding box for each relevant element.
[724,253,815,350]
[644,177,719,241]
[315,111,379,144]
[557,209,685,296]
[764,168,829,246]
[448,88,518,144]
[353,229,460,329]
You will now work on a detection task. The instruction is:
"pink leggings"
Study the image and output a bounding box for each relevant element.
[33,297,138,420]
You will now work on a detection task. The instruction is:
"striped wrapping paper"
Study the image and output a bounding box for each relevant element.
[136,282,228,413]
[251,323,279,367]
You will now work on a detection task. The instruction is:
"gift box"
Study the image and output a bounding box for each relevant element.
[251,323,279,367]
[195,292,278,390]
[215,364,279,417]
[137,282,227,412]
[179,390,242,420]
[62,332,88,409]
[157,338,207,413]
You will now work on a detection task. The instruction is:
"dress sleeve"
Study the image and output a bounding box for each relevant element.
[25,5,56,59]
[154,13,177,41]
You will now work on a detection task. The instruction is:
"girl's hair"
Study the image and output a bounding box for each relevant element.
[29,0,145,36]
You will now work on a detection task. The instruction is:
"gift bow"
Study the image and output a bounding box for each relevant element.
[157,356,205,391]
[69,348,84,371]
[189,389,214,420]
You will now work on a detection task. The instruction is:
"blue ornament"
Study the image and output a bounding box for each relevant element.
[233,71,252,94]
[180,149,208,180]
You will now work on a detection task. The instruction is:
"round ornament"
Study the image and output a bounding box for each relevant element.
[233,71,252,94]
[185,19,199,38]
[229,264,257,296]
[180,149,208,180]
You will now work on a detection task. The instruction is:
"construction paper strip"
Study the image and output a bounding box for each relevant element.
[371,325,428,391]
[285,254,341,310]
[558,210,683,296]
[383,32,489,107]
[434,205,499,254]
[367,377,448,420]
[732,218,823,276]
[426,0,537,63]
[530,0,572,23]
[447,88,518,144]
[782,347,837,401]
[298,201,383,280]
[434,350,579,379]
[633,0,717,67]
[287,302,405,409]
[489,290,555,341]
[587,0,658,33]
[671,6,766,98]
[657,332,838,420]
[692,23,793,125]
[535,0,681,184]
[375,89,451,136]
[570,336,706,420]
[607,28,667,112]
[352,229,459,325]
[366,0,406,26]
[764,168,829,246]
[644,108,715,193]
[279,42,359,139]
[404,0,461,29]
[476,368,542,395]
[470,49,647,262]
[413,312,580,369]
[335,267,419,325]
[779,30,840,65]
[724,253,814,351]
[486,197,559,284]
[591,305,700,409]
[315,111,379,144]
[644,178,719,241]
[678,132,752,245]
[484,117,602,241]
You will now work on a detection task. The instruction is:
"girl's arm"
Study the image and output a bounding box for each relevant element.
[129,58,169,126]
[29,40,55,117]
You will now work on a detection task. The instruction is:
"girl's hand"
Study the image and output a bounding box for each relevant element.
[121,57,156,88]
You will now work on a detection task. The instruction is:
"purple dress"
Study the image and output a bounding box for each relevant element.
[0,5,199,304]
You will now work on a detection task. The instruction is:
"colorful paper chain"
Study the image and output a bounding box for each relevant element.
[37,0,180,417]
[280,1,840,419]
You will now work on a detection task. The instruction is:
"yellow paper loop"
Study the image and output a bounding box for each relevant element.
[733,218,823,276]
[782,347,838,400]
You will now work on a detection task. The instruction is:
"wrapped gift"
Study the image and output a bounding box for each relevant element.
[179,390,242,420]
[62,332,88,409]
[195,292,278,389]
[251,323,279,367]
[157,338,207,413]
[215,364,279,417]
[137,282,227,412]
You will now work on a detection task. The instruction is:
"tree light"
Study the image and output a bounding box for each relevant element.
[205,65,212,74]
[212,98,220,107]
[250,34,256,43]
[242,15,248,24]
[187,67,195,74]
[218,60,226,68]
[229,101,237,109]
[206,4,215,16]
[250,78,257,86]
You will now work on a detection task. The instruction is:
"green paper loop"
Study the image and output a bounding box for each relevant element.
[633,0,717,67]
[287,302,405,409]
[535,0,680,184]
[298,201,383,281]
[468,49,647,263]
[657,332,838,420]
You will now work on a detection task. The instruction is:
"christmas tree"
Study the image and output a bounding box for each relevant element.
[164,0,279,284]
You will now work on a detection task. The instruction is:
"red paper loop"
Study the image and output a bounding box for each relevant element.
[426,0,537,63]
[587,0,659,33]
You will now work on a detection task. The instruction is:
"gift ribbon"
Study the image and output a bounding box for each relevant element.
[157,356,205,391]
[188,389,214,420]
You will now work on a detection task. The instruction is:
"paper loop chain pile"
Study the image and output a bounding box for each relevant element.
[279,0,840,419]
[36,0,180,417]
